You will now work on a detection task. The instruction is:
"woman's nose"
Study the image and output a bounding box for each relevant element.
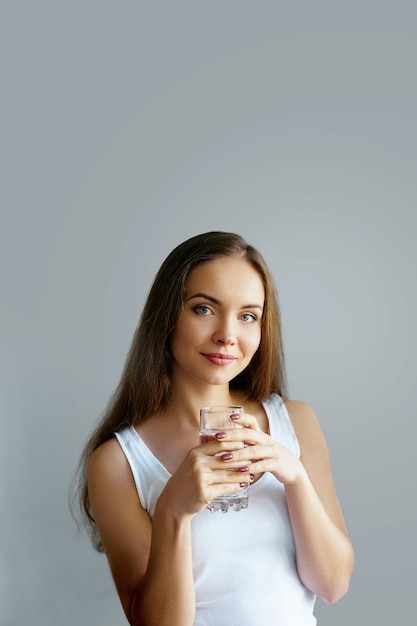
[212,320,236,345]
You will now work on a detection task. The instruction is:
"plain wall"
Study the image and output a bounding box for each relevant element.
[1,2,416,625]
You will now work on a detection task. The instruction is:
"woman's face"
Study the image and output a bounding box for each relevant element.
[170,256,265,389]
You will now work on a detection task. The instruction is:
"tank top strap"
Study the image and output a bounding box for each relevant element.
[115,427,170,516]
[262,394,300,458]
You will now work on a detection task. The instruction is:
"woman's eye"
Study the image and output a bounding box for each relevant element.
[240,312,257,323]
[193,305,212,316]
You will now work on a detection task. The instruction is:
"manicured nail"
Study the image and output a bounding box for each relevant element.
[230,413,240,420]
[240,482,248,488]
[250,474,255,481]
[239,466,249,472]
[222,453,233,461]
[215,431,226,439]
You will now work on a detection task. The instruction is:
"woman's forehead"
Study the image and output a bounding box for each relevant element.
[185,257,265,301]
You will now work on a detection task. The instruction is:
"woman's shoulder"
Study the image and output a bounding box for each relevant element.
[282,398,329,458]
[87,436,129,482]
[263,394,316,419]
[283,398,318,420]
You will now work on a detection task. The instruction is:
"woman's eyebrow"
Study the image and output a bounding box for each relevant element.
[186,292,263,310]
[186,292,220,304]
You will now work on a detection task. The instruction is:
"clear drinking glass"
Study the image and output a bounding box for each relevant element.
[199,405,249,512]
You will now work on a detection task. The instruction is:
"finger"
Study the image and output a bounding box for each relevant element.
[204,481,249,504]
[208,468,252,487]
[229,411,262,431]
[216,443,277,469]
[198,438,247,455]
[215,428,264,446]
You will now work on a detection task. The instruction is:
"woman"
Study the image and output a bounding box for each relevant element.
[73,231,354,625]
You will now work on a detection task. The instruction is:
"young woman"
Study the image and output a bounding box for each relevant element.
[73,231,354,626]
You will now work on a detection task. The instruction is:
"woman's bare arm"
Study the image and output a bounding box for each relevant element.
[87,439,195,626]
[284,400,354,603]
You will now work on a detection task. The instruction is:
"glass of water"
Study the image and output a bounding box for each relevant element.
[199,405,249,513]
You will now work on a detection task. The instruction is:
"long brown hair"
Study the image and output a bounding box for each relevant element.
[71,231,287,549]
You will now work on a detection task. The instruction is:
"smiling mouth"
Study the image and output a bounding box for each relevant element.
[202,353,237,366]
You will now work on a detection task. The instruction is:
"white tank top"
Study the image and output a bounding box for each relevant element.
[115,394,317,625]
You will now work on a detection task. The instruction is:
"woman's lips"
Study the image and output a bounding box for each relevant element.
[202,353,237,366]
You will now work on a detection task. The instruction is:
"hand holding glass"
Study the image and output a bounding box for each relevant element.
[199,405,249,512]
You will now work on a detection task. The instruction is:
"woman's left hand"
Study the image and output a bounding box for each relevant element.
[220,412,305,487]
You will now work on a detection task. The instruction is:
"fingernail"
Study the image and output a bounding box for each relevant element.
[222,453,233,461]
[215,431,226,439]
[239,466,249,472]
[230,413,240,420]
[240,482,247,488]
[250,474,255,481]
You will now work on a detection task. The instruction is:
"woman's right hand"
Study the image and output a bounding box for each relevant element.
[159,436,252,517]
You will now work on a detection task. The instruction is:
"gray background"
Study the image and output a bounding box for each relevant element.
[1,2,416,625]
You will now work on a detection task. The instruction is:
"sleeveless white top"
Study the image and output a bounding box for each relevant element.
[115,394,317,625]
